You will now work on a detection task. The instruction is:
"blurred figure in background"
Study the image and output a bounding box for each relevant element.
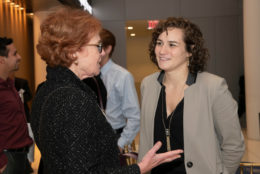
[12,76,32,122]
[100,29,140,156]
[9,73,34,173]
[0,37,33,174]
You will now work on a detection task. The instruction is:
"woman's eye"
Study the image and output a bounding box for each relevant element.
[156,41,163,46]
[169,43,176,47]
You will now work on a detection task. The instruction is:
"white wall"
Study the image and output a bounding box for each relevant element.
[244,0,260,139]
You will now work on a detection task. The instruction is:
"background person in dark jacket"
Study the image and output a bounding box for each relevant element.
[13,76,32,122]
[30,7,183,174]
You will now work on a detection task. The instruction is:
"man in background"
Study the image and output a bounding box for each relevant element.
[9,73,34,173]
[99,29,140,154]
[0,37,33,174]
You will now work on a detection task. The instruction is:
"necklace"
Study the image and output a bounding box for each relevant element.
[161,83,185,151]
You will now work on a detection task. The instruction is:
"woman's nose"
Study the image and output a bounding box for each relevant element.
[159,45,168,54]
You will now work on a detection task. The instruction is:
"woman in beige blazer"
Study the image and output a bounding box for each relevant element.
[138,17,245,174]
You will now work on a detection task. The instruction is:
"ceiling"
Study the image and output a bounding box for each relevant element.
[24,0,32,12]
[25,0,91,12]
[22,0,155,39]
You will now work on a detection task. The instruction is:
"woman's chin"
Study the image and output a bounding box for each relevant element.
[95,69,101,75]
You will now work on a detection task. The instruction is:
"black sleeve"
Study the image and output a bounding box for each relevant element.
[39,88,139,174]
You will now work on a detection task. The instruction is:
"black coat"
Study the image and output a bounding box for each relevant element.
[30,66,139,174]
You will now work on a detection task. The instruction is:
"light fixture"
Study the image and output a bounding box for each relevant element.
[127,26,133,30]
[14,4,19,8]
[78,0,92,14]
[130,33,136,37]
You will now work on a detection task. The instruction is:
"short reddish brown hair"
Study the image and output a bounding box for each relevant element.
[37,7,101,67]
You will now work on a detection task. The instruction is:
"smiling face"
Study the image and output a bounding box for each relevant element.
[72,33,104,80]
[155,28,191,73]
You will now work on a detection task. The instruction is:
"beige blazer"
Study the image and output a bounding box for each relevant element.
[138,72,245,174]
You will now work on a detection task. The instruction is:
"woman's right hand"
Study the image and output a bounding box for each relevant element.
[137,141,183,174]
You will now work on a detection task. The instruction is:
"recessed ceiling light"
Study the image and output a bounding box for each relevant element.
[130,33,136,37]
[127,26,133,30]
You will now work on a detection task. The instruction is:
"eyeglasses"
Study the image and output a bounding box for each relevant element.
[85,43,102,53]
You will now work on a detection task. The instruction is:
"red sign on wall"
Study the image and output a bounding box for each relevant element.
[147,20,159,30]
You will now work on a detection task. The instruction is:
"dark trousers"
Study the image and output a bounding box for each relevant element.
[114,127,127,166]
[3,151,31,174]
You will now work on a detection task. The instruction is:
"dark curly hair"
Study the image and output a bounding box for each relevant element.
[149,17,209,73]
[37,7,101,67]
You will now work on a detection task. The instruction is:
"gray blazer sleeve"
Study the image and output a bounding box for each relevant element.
[212,78,245,174]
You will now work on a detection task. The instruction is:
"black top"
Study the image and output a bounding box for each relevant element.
[152,71,196,174]
[31,66,139,174]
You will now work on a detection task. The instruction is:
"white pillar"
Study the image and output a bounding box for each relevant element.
[243,0,260,140]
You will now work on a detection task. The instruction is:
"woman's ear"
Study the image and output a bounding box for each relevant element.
[71,53,78,65]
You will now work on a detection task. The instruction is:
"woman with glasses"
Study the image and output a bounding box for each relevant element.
[30,7,182,174]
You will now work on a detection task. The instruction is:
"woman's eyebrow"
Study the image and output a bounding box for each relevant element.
[168,40,179,44]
